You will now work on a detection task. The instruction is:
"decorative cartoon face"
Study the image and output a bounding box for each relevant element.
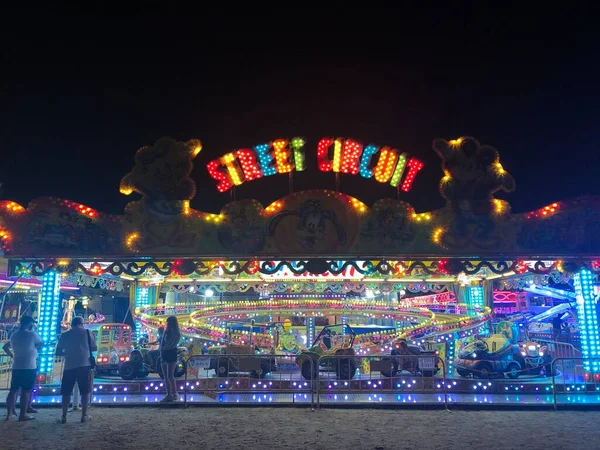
[267,192,356,253]
[217,200,266,252]
[457,199,473,212]
[301,208,326,238]
[442,139,489,182]
[232,209,249,228]
[294,201,341,249]
[146,200,184,221]
[379,209,396,229]
[432,136,515,204]
[359,199,415,251]
[120,137,202,201]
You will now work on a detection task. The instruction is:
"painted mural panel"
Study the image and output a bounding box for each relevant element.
[217,200,266,253]
[265,191,359,254]
[358,199,419,253]
[0,198,121,256]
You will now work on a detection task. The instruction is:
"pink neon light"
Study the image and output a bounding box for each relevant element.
[0,278,79,290]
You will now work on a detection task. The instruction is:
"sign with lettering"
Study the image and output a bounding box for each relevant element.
[418,357,437,370]
[206,137,423,193]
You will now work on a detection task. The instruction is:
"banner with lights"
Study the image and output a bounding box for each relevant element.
[206,137,424,193]
[3,135,600,260]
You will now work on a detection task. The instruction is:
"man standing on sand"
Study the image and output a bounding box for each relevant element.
[56,316,97,424]
[2,315,43,422]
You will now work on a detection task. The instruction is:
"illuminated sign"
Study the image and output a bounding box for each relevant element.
[206,137,423,193]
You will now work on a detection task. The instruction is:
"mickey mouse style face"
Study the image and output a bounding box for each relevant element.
[433,136,515,203]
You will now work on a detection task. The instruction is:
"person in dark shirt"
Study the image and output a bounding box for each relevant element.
[159,318,181,402]
[56,316,97,424]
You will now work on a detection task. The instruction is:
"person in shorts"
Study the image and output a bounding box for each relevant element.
[2,315,43,422]
[70,363,95,412]
[56,316,97,423]
[160,316,181,402]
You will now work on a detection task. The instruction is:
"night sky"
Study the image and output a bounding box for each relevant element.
[1,7,599,216]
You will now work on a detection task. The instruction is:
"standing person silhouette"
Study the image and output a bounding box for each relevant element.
[3,316,43,422]
[160,316,181,402]
[56,316,97,423]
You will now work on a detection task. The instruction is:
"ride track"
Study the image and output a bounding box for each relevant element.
[136,299,492,350]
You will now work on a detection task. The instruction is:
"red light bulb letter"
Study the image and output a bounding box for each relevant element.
[340,139,363,175]
[236,149,263,181]
[317,137,334,172]
[207,160,233,193]
[401,158,424,192]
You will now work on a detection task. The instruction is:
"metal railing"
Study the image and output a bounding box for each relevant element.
[0,332,9,385]
[0,357,11,390]
[181,353,448,409]
[0,355,64,391]
[178,353,600,409]
[314,354,448,409]
[5,352,600,410]
[141,304,203,317]
[184,353,315,410]
[551,357,600,409]
[534,340,581,359]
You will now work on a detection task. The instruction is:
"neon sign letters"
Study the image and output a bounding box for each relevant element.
[206,137,423,193]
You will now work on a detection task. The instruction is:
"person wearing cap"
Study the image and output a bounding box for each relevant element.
[2,315,43,421]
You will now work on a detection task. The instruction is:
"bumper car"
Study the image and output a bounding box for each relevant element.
[455,333,522,379]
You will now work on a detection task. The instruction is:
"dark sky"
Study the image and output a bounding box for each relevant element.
[1,6,599,215]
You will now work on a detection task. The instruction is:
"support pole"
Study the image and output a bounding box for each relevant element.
[573,268,600,373]
[131,282,151,343]
[306,317,315,346]
[38,271,61,382]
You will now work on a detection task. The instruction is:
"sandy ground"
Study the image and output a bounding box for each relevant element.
[1,407,598,450]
